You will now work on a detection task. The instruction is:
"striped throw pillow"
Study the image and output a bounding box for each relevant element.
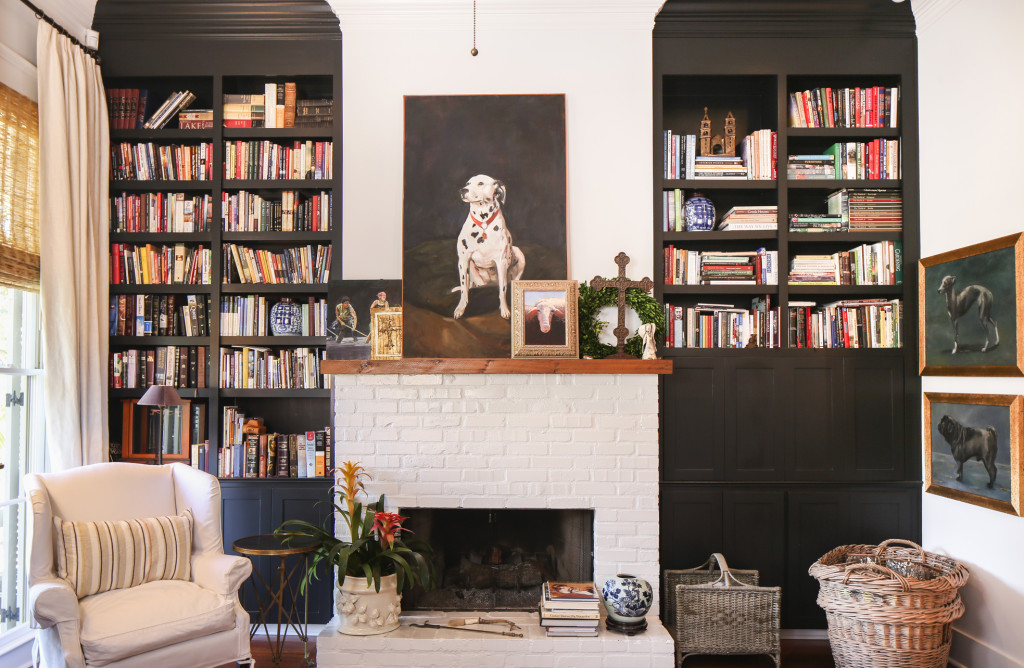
[53,509,194,598]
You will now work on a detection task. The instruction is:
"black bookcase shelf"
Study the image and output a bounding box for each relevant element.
[110,284,215,294]
[111,181,217,191]
[654,0,919,631]
[222,127,333,139]
[220,283,329,294]
[111,129,216,140]
[111,232,214,243]
[221,231,333,242]
[222,180,333,190]
[110,336,212,345]
[664,230,778,242]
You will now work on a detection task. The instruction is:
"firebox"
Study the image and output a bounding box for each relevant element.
[399,508,595,611]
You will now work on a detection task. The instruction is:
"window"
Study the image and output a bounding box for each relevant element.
[0,81,43,637]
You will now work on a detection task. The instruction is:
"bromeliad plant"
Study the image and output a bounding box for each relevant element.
[277,461,436,594]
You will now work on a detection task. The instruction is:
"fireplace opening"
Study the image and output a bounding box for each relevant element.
[400,508,594,611]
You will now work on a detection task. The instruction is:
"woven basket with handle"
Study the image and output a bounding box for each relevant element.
[809,539,969,668]
[671,553,780,668]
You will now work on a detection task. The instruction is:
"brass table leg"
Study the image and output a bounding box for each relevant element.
[243,553,312,666]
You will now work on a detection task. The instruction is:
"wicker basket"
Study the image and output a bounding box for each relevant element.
[809,539,969,668]
[670,553,781,668]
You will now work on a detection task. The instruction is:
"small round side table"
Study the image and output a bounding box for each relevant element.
[232,534,319,666]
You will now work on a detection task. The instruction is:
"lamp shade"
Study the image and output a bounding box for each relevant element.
[136,384,187,407]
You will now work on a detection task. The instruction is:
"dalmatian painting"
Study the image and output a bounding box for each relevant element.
[925,393,1021,514]
[402,95,568,358]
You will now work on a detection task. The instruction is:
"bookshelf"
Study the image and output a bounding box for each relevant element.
[94,1,342,623]
[654,0,920,629]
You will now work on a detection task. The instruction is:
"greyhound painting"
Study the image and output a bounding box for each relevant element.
[937,275,998,354]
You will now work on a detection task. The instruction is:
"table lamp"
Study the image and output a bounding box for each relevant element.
[136,384,186,465]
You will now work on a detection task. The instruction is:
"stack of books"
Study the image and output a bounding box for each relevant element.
[789,86,899,128]
[824,141,900,180]
[718,205,778,231]
[787,155,835,180]
[738,129,777,180]
[662,131,695,180]
[692,156,747,180]
[789,298,902,349]
[788,254,840,284]
[788,242,902,286]
[178,110,213,130]
[665,248,778,286]
[223,94,265,128]
[294,98,334,128]
[788,213,846,233]
[539,581,601,637]
[827,188,903,231]
[666,298,780,349]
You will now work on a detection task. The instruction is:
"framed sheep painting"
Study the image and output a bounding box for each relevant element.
[919,232,1024,376]
[923,392,1023,516]
[510,280,579,359]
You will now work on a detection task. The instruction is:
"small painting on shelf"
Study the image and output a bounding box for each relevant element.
[510,280,579,359]
[326,280,402,360]
[924,392,1022,516]
[919,233,1024,376]
[402,94,568,359]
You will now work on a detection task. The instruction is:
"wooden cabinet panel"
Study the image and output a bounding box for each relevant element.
[725,361,785,480]
[848,488,920,546]
[660,486,724,571]
[844,357,905,480]
[723,489,785,587]
[662,361,725,481]
[785,360,843,480]
[785,490,850,628]
[271,481,335,623]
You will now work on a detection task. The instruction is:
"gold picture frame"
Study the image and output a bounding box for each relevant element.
[919,232,1024,376]
[924,392,1023,516]
[370,307,403,360]
[511,280,579,359]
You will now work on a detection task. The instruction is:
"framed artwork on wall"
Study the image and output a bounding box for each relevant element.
[402,94,568,358]
[924,392,1022,516]
[510,280,579,359]
[919,232,1024,376]
[326,279,402,360]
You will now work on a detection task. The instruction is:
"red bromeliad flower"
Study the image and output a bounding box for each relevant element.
[372,511,409,550]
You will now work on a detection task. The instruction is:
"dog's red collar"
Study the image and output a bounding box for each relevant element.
[471,208,500,228]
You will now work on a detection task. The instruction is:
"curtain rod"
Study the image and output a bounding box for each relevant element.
[18,0,101,63]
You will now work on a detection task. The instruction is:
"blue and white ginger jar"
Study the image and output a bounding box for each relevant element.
[600,574,654,623]
[270,297,303,336]
[684,192,716,231]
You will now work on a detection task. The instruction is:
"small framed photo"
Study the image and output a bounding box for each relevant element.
[924,392,1023,516]
[919,233,1024,376]
[370,307,403,360]
[511,280,579,359]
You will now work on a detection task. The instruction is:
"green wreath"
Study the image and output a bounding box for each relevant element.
[578,282,665,359]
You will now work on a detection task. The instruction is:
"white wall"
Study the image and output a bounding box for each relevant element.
[331,0,663,283]
[918,0,1024,665]
[0,0,38,99]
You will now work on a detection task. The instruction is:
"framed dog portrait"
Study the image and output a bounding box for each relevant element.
[511,280,579,359]
[919,233,1024,376]
[924,392,1023,516]
[402,94,568,358]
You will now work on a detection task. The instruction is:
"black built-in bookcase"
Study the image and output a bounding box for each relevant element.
[94,0,342,623]
[654,0,920,628]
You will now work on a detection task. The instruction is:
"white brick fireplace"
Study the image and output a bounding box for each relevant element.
[317,371,673,667]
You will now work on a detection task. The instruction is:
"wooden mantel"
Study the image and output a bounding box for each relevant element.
[321,358,673,375]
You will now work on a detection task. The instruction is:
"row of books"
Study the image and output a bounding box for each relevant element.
[107,89,200,131]
[665,297,781,349]
[539,582,600,637]
[111,142,214,181]
[788,140,900,180]
[218,346,330,389]
[788,214,847,233]
[179,110,213,130]
[788,241,903,286]
[221,407,332,478]
[223,140,333,181]
[663,130,776,180]
[293,98,333,128]
[665,248,779,286]
[789,299,903,349]
[109,294,210,337]
[789,86,899,129]
[719,205,778,231]
[219,296,327,337]
[144,91,198,130]
[223,243,331,285]
[110,243,213,285]
[827,188,902,230]
[222,190,332,232]
[110,346,208,389]
[221,88,332,129]
[121,400,205,459]
[110,192,214,234]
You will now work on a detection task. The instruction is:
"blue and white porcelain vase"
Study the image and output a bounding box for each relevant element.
[684,192,716,231]
[600,574,654,624]
[270,297,302,336]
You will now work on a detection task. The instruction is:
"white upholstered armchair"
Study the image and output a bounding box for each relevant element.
[24,462,253,668]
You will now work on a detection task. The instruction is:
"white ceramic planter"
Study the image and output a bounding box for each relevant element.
[335,573,402,635]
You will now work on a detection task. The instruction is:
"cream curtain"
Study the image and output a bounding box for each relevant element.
[37,22,109,470]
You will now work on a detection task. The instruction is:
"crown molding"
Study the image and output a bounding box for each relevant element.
[330,0,664,32]
[0,42,37,101]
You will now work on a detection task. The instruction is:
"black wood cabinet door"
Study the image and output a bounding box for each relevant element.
[723,489,786,588]
[662,359,726,481]
[221,483,273,619]
[842,356,906,481]
[784,358,845,481]
[724,359,787,480]
[271,481,335,623]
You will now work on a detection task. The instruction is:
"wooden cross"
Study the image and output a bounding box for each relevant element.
[590,252,654,359]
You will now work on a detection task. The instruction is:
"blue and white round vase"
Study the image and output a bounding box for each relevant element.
[684,192,716,231]
[600,574,654,624]
[270,298,302,336]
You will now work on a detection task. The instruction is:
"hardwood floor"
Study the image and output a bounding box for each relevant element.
[229,637,834,667]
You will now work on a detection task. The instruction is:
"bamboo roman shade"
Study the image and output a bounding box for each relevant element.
[0,82,40,291]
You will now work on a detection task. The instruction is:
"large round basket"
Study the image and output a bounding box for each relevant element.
[808,539,969,668]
